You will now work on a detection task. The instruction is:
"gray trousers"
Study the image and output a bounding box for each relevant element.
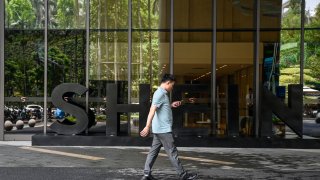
[144,133,185,177]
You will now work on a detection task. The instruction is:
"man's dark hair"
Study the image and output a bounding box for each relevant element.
[161,74,176,83]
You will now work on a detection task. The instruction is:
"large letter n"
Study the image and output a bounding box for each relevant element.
[261,84,303,138]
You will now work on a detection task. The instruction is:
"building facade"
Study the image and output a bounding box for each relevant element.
[0,0,320,144]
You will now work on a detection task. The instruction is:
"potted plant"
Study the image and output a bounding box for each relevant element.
[272,115,285,137]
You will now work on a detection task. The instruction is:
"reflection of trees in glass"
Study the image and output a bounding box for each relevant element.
[280,0,320,89]
[4,31,43,97]
[5,0,164,98]
[5,0,86,97]
[54,0,84,29]
[6,0,36,28]
[89,0,163,100]
[4,30,85,96]
[31,0,45,28]
[47,31,86,93]
[280,0,301,68]
[90,1,129,83]
[131,0,161,99]
[7,0,48,29]
[90,0,128,28]
[304,3,320,85]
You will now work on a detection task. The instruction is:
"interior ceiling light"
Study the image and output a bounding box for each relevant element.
[219,65,228,69]
[193,71,211,81]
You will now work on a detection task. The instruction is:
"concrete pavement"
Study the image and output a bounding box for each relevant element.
[0,141,319,180]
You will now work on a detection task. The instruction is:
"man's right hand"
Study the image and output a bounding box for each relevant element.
[140,126,150,137]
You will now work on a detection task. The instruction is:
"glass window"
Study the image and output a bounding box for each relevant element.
[173,1,213,135]
[305,0,320,27]
[5,0,42,29]
[217,1,256,133]
[131,0,171,104]
[4,0,45,138]
[4,30,44,135]
[49,0,86,29]
[279,30,301,88]
[216,31,254,137]
[90,0,128,29]
[217,0,254,29]
[132,0,170,29]
[281,0,302,28]
[89,1,129,134]
[173,30,212,134]
[174,0,212,29]
[260,0,282,29]
[90,31,128,82]
[303,30,320,138]
[4,0,316,140]
[47,0,87,133]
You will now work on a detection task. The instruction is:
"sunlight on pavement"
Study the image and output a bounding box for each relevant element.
[141,152,235,165]
[0,141,31,146]
[20,147,105,161]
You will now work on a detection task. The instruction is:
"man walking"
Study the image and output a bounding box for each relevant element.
[140,74,198,180]
[246,88,254,116]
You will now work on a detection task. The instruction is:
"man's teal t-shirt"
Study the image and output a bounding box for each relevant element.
[151,87,173,134]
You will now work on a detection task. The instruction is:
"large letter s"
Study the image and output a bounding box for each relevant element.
[50,83,88,135]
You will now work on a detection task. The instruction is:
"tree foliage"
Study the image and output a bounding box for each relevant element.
[280,0,320,89]
[6,0,36,28]
[55,0,84,29]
